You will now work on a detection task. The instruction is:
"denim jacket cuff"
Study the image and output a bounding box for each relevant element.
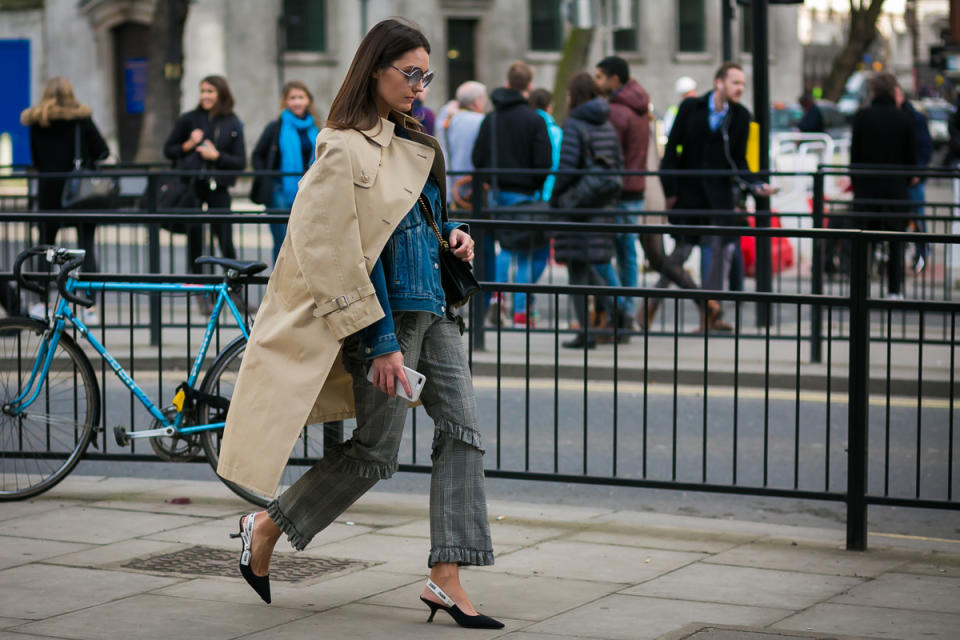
[442,221,468,239]
[363,333,400,360]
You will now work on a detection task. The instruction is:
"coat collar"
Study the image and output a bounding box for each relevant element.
[358,111,426,147]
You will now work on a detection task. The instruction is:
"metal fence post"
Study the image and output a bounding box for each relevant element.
[145,173,161,346]
[846,234,869,551]
[470,173,486,352]
[810,169,825,363]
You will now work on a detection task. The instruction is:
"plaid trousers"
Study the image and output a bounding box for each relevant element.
[267,311,494,567]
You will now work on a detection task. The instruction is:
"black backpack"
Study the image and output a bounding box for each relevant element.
[554,122,621,210]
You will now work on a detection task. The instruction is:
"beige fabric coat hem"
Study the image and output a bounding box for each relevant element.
[216,113,449,497]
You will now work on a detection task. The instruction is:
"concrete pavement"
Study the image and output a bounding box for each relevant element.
[0,475,958,639]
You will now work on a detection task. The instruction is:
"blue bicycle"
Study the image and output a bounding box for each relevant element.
[0,245,312,506]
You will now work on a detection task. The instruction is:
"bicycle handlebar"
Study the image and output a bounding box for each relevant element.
[13,246,95,307]
[13,245,52,294]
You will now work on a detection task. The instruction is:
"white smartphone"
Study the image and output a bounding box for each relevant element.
[366,364,426,402]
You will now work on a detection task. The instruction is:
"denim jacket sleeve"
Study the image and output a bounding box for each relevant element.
[441,221,467,239]
[361,258,400,360]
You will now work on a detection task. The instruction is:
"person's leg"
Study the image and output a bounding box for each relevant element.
[700,240,713,286]
[512,249,530,317]
[247,313,426,573]
[908,182,928,268]
[76,224,98,273]
[186,226,204,274]
[211,189,238,260]
[729,242,744,292]
[416,313,493,614]
[566,260,590,337]
[703,237,735,292]
[615,200,642,316]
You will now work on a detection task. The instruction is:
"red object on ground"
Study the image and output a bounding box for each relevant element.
[740,215,795,277]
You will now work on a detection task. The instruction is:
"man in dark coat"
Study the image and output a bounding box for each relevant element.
[797,92,825,133]
[660,62,775,331]
[472,61,553,324]
[850,72,917,298]
[595,55,650,325]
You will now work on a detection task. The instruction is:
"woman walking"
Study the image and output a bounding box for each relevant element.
[21,77,109,322]
[250,80,320,263]
[550,72,625,349]
[163,75,245,273]
[215,19,502,630]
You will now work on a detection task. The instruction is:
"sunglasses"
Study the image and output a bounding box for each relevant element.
[390,65,435,89]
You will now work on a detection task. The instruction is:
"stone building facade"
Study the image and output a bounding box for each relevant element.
[1,0,803,165]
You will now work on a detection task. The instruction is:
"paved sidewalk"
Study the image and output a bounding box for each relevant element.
[1,476,958,639]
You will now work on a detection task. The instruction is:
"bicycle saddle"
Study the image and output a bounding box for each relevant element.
[194,256,268,276]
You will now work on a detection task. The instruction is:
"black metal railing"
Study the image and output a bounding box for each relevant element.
[1,164,958,552]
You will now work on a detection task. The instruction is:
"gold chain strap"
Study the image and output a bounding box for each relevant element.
[418,194,449,251]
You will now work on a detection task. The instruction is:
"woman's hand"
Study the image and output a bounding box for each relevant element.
[370,351,411,398]
[198,140,220,162]
[182,128,205,152]
[448,228,474,262]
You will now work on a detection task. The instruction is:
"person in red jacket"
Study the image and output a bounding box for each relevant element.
[595,56,652,328]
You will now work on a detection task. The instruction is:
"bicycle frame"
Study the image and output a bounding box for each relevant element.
[6,277,251,440]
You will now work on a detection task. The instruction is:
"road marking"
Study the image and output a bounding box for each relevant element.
[873,532,960,545]
[472,377,952,410]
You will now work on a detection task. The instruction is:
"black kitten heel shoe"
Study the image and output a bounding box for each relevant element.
[419,578,504,629]
[229,512,271,604]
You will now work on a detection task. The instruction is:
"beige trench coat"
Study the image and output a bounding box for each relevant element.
[217,113,450,496]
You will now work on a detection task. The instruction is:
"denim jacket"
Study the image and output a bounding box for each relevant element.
[361,175,463,359]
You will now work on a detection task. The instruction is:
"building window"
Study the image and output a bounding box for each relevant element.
[283,0,326,53]
[677,0,706,53]
[613,0,639,52]
[741,6,753,54]
[530,0,563,51]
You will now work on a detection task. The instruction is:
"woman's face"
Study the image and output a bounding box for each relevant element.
[199,82,219,111]
[374,47,430,114]
[285,88,310,118]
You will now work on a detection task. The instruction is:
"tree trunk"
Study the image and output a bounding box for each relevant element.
[551,28,594,124]
[822,0,886,102]
[134,0,190,163]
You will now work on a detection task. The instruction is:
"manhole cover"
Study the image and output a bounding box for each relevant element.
[122,545,371,583]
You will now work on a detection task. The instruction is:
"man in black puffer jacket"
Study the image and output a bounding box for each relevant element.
[550,72,624,349]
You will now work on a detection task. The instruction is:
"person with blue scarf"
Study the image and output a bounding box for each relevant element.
[251,81,321,262]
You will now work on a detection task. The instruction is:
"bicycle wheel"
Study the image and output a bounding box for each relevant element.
[198,337,325,507]
[0,318,100,500]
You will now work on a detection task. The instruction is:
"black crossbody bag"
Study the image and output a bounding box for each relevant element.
[417,194,481,309]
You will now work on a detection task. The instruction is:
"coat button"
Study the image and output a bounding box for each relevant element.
[360,171,369,183]
[433,262,439,270]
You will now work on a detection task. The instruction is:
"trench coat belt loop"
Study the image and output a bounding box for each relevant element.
[312,283,378,318]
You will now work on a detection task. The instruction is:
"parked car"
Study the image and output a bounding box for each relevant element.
[771,100,850,140]
[917,98,956,148]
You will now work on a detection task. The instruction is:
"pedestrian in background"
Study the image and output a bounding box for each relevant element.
[163,75,246,275]
[251,80,320,264]
[796,92,825,133]
[660,62,774,332]
[663,76,697,137]
[594,55,650,327]
[850,72,917,298]
[550,72,624,349]
[413,86,435,135]
[472,61,552,325]
[439,80,487,209]
[215,18,503,629]
[894,84,933,274]
[21,76,109,322]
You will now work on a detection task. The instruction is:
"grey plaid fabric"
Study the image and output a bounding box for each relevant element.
[268,311,493,567]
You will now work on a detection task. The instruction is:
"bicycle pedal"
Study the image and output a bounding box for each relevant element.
[114,426,130,447]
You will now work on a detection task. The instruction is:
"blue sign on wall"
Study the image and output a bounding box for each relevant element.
[124,58,147,115]
[0,39,32,166]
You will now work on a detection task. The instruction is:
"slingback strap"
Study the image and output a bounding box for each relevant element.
[425,579,456,608]
[240,513,255,567]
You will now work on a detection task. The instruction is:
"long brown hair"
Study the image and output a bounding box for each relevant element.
[279,80,319,121]
[567,72,599,111]
[326,18,430,132]
[197,75,235,117]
